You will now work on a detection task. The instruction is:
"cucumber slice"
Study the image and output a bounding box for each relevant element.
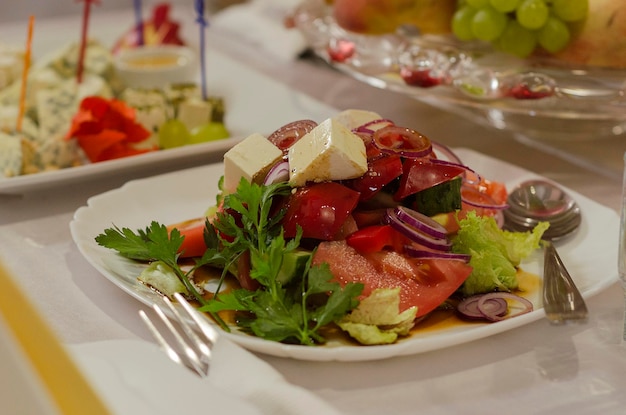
[413,176,462,217]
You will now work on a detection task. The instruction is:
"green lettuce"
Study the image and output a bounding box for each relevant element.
[337,288,417,345]
[452,211,548,296]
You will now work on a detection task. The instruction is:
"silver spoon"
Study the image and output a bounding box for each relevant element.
[503,180,588,325]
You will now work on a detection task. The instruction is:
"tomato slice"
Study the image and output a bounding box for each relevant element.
[345,155,403,201]
[313,240,472,317]
[282,182,361,240]
[168,217,208,258]
[395,159,465,200]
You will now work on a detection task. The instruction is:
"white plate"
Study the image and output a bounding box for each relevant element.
[0,48,335,195]
[70,148,619,361]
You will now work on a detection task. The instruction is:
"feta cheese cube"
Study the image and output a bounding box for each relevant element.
[288,118,367,187]
[332,109,383,131]
[177,98,212,132]
[223,133,283,193]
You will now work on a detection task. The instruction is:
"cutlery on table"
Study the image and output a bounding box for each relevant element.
[139,292,219,377]
[503,179,588,324]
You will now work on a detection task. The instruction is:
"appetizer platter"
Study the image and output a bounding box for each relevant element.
[291,0,626,140]
[0,4,229,190]
[71,110,619,361]
[0,4,335,194]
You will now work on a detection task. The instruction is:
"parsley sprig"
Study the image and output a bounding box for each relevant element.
[96,178,363,345]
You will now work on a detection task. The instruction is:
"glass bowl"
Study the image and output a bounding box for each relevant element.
[292,0,626,141]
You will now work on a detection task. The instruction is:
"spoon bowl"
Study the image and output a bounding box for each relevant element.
[503,180,588,325]
[503,180,582,241]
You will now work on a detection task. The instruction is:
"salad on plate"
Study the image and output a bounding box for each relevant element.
[96,109,548,346]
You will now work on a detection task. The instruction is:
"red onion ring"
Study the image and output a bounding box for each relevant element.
[372,126,433,159]
[431,140,462,165]
[353,118,395,134]
[404,246,470,262]
[384,208,451,251]
[457,295,508,320]
[267,119,317,151]
[263,160,290,185]
[462,195,509,210]
[458,292,534,322]
[393,206,448,239]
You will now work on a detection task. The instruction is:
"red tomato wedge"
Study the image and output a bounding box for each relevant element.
[345,155,403,201]
[313,240,473,317]
[282,182,360,240]
[394,159,465,200]
[167,217,208,258]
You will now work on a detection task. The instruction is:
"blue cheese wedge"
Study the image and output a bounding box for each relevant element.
[223,133,283,193]
[0,132,39,177]
[0,132,23,177]
[332,109,383,131]
[288,118,367,187]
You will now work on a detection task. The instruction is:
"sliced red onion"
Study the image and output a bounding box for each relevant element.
[393,206,448,239]
[431,140,462,165]
[353,118,395,134]
[267,119,317,151]
[457,295,508,320]
[404,246,470,262]
[263,160,290,185]
[477,292,533,321]
[372,126,433,159]
[384,208,451,251]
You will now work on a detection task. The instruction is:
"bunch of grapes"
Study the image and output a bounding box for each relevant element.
[451,0,588,58]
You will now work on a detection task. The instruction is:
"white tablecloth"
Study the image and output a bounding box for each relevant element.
[1,6,625,415]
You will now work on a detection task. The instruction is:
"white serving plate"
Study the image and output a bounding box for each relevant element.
[70,148,619,361]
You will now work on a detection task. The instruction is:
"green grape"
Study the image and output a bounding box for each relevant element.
[516,0,549,30]
[158,119,191,149]
[471,6,508,42]
[452,6,478,41]
[466,0,490,8]
[189,122,230,144]
[552,0,588,22]
[498,19,537,58]
[489,0,521,13]
[538,16,570,53]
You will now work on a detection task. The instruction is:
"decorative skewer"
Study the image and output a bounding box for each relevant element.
[194,0,209,101]
[134,0,144,46]
[76,0,100,84]
[16,15,34,133]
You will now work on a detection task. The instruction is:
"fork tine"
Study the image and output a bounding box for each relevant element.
[173,292,219,345]
[161,295,212,366]
[138,309,185,368]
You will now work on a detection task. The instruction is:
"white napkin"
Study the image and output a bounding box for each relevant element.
[210,0,307,61]
[70,338,343,415]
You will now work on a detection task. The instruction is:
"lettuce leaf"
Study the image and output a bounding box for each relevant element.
[452,211,548,296]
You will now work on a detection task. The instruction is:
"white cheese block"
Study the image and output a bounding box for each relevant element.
[177,98,212,132]
[288,118,367,187]
[223,133,283,193]
[332,109,383,131]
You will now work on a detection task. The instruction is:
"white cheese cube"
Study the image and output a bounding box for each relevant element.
[288,118,367,187]
[177,98,212,132]
[332,109,383,131]
[223,133,283,193]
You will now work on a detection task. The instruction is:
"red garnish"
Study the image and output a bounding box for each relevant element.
[66,96,156,162]
[327,38,356,63]
[112,3,185,53]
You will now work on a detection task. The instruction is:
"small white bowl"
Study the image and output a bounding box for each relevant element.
[114,45,197,88]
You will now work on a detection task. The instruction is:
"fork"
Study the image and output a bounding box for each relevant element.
[139,292,219,377]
